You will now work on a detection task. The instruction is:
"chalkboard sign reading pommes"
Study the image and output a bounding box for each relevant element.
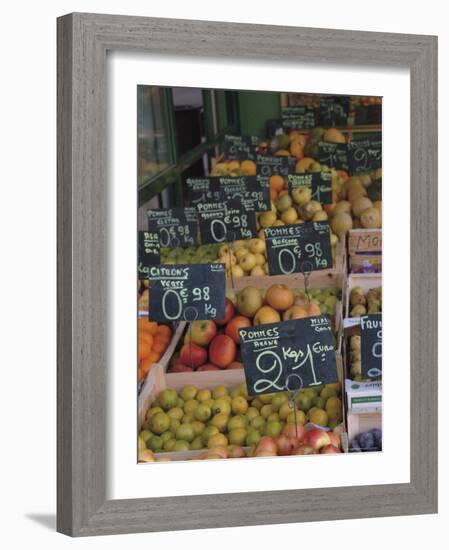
[186,176,271,212]
[348,139,382,174]
[223,135,259,160]
[148,264,226,322]
[138,231,160,278]
[287,172,333,205]
[256,155,296,178]
[239,316,338,397]
[360,314,382,380]
[317,142,349,171]
[147,207,198,248]
[319,96,349,127]
[264,221,332,276]
[281,106,316,129]
[196,200,257,244]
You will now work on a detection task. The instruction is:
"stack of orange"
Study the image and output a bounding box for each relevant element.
[138,318,173,383]
[269,174,289,201]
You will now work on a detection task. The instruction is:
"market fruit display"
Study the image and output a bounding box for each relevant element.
[349,428,382,452]
[138,319,173,383]
[348,334,362,380]
[349,286,382,317]
[138,381,343,458]
[167,285,339,373]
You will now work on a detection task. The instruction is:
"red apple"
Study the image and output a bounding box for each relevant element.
[196,363,220,371]
[167,363,193,373]
[282,423,306,443]
[215,298,235,326]
[304,428,331,451]
[293,445,315,455]
[320,444,341,454]
[179,343,207,368]
[225,315,252,344]
[226,361,243,369]
[328,431,341,450]
[255,436,277,457]
[208,334,237,368]
[275,435,297,456]
[184,320,217,347]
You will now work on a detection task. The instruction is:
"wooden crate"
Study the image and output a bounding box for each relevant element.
[347,228,382,274]
[138,321,187,395]
[346,410,382,444]
[345,273,382,319]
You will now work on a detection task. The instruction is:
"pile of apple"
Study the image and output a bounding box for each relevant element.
[168,284,339,374]
[138,381,343,461]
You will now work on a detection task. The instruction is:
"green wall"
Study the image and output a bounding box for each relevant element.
[238,91,281,139]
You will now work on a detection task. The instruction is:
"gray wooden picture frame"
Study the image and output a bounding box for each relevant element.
[57,12,438,537]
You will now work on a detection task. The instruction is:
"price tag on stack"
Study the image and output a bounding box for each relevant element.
[317,142,349,171]
[360,314,382,380]
[148,264,226,322]
[281,106,316,129]
[264,221,332,276]
[239,316,338,397]
[138,231,160,278]
[348,139,382,174]
[147,207,198,248]
[223,135,259,160]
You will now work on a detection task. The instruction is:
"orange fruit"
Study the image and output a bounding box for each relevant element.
[139,332,154,349]
[240,160,257,176]
[269,175,284,193]
[146,350,161,365]
[138,367,144,383]
[265,284,295,312]
[152,337,169,354]
[140,356,155,375]
[156,325,172,338]
[138,318,158,335]
[138,338,152,361]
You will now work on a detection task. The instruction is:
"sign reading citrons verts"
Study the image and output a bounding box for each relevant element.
[148,264,226,322]
[264,221,333,276]
[239,316,338,396]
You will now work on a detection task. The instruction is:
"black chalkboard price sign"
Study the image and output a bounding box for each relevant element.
[281,106,316,129]
[319,96,349,127]
[287,172,333,204]
[148,264,226,322]
[138,231,160,278]
[186,176,271,212]
[264,221,332,276]
[239,316,338,397]
[256,155,296,178]
[348,139,382,174]
[147,207,198,248]
[223,135,259,160]
[196,199,257,244]
[360,314,382,380]
[317,142,349,171]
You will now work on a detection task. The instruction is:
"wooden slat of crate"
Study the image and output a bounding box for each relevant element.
[348,229,382,255]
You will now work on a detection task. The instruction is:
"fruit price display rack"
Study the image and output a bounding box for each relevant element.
[137,94,383,462]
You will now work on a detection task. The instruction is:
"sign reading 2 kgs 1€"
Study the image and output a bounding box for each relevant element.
[148,264,226,322]
[360,314,382,380]
[138,231,160,278]
[239,316,338,397]
[196,200,257,244]
[264,221,332,276]
[147,207,198,248]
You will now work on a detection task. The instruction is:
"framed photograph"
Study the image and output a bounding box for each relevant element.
[57,13,437,536]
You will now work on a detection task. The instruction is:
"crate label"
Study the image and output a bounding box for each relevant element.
[196,199,257,244]
[148,264,226,322]
[348,229,382,254]
[138,231,160,278]
[360,314,382,380]
[317,142,349,171]
[147,207,198,248]
[239,316,338,396]
[287,172,333,204]
[223,135,259,160]
[264,221,332,276]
